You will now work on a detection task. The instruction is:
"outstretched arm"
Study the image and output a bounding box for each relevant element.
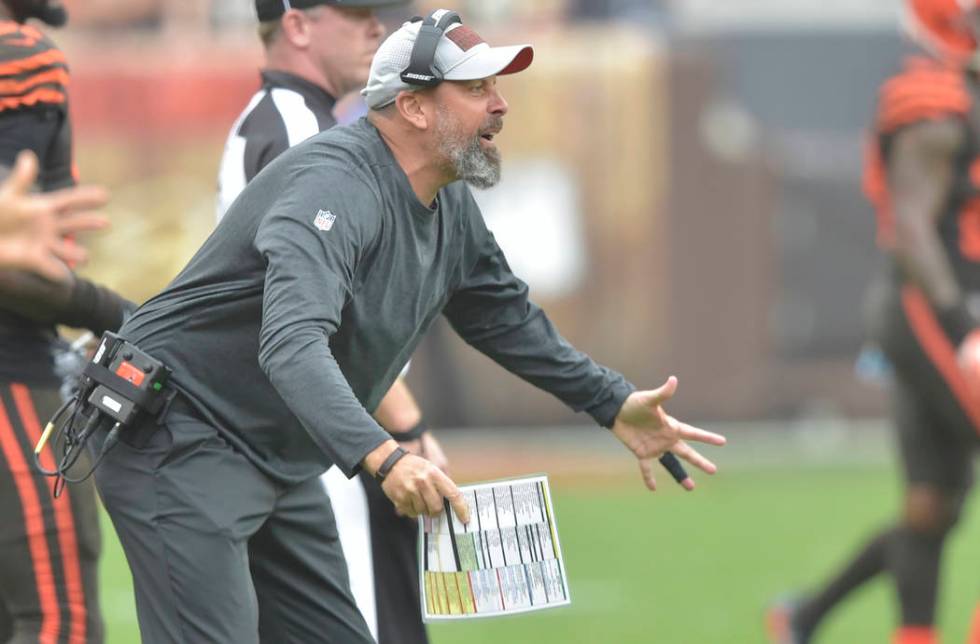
[446,210,726,490]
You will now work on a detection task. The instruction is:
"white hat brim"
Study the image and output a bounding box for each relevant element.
[442,44,534,81]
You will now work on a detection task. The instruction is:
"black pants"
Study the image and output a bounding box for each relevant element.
[363,470,427,644]
[870,280,979,490]
[318,468,428,644]
[93,405,373,644]
[0,383,103,644]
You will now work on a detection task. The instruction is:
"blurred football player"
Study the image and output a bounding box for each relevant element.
[0,2,132,642]
[769,1,980,643]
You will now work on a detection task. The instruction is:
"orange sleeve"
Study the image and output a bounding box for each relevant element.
[875,56,969,135]
[862,57,970,249]
[0,21,68,113]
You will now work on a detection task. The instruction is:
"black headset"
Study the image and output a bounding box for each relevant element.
[399,10,462,87]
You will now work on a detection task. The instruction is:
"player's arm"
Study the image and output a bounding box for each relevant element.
[0,268,136,335]
[888,118,971,337]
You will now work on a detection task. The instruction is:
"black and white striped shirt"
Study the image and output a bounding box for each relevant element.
[216,69,337,221]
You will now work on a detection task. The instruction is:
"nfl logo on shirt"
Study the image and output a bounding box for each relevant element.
[314,209,336,231]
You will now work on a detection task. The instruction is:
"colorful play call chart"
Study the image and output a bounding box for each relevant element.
[419,474,571,621]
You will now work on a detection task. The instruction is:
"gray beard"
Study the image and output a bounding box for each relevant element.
[436,107,502,189]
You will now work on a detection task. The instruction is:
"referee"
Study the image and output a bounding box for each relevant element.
[216,2,437,643]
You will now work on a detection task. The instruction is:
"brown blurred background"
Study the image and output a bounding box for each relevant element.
[59,0,908,428]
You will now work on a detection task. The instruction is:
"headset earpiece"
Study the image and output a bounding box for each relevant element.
[400,10,462,87]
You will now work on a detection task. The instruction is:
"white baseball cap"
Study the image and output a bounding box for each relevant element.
[362,10,534,110]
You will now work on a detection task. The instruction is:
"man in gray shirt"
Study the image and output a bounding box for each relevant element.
[216,3,440,641]
[94,10,726,643]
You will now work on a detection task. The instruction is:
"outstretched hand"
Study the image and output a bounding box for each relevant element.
[0,150,109,280]
[611,376,726,491]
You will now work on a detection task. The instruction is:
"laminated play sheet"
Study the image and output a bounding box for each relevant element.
[419,474,570,621]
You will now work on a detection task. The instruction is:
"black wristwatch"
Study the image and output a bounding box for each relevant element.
[374,446,408,484]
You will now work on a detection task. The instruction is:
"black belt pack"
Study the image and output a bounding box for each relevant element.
[34,332,175,495]
[81,332,174,426]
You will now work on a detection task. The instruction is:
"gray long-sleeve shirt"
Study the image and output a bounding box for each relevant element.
[122,117,634,485]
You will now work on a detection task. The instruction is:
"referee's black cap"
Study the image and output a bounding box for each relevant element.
[256,0,411,22]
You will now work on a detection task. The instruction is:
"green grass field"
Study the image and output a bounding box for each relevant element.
[97,463,980,643]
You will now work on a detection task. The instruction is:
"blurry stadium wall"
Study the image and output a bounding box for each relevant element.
[62,20,908,427]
